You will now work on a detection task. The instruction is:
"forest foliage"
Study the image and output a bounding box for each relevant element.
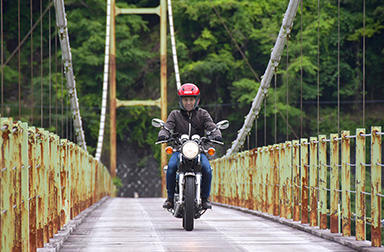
[1,0,383,159]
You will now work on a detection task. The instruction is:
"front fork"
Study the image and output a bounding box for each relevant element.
[178,172,202,206]
[195,173,202,205]
[178,153,202,206]
[178,173,184,205]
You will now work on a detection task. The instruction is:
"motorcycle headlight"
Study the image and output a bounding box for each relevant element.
[181,141,199,160]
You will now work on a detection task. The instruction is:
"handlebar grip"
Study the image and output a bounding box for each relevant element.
[155,140,169,145]
[210,140,224,145]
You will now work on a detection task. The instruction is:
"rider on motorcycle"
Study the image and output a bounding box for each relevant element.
[157,83,222,210]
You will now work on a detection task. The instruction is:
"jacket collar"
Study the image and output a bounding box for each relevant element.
[180,107,199,118]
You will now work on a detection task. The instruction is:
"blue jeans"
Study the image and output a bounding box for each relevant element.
[166,152,212,200]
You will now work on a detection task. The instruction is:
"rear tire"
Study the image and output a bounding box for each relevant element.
[183,176,195,231]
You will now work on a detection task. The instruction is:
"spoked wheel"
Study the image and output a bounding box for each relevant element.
[183,176,195,231]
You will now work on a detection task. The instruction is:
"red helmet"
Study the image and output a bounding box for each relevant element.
[178,83,200,110]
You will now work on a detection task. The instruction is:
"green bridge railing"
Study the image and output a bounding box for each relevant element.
[212,126,383,247]
[0,118,114,251]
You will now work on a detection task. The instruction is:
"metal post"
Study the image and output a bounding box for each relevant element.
[257,147,262,211]
[285,141,292,220]
[370,126,382,246]
[28,127,38,252]
[1,119,12,251]
[279,143,286,218]
[355,128,366,240]
[268,146,274,215]
[262,147,268,212]
[330,133,339,233]
[309,137,318,227]
[109,0,116,177]
[318,135,327,229]
[341,131,351,236]
[292,140,300,221]
[300,138,309,224]
[251,149,258,210]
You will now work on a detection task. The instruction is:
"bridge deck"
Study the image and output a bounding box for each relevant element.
[60,198,354,252]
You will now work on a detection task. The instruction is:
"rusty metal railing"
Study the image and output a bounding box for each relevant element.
[212,126,383,247]
[0,118,115,251]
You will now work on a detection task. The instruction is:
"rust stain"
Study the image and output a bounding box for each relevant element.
[249,174,254,210]
[301,160,308,224]
[371,193,382,246]
[265,173,269,213]
[53,186,59,234]
[356,218,364,240]
[29,199,36,252]
[292,143,300,221]
[371,225,382,247]
[310,191,317,226]
[43,224,49,244]
[320,213,327,230]
[273,147,279,217]
[330,214,338,233]
[36,228,43,248]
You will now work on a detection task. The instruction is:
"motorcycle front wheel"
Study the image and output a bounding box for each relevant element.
[183,176,195,231]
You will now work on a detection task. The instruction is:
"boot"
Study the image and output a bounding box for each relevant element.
[163,198,174,209]
[202,198,212,209]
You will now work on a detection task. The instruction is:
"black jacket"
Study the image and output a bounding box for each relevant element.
[158,108,222,140]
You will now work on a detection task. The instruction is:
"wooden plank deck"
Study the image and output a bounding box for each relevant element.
[60,198,354,252]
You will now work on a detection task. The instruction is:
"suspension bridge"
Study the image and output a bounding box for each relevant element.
[0,0,383,251]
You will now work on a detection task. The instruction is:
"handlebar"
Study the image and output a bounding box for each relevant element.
[155,139,174,145]
[156,137,223,145]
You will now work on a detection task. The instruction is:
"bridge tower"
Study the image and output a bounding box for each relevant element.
[109,0,167,195]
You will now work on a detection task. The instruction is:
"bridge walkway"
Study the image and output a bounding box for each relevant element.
[59,198,354,252]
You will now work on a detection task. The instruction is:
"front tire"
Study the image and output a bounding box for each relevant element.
[183,176,195,231]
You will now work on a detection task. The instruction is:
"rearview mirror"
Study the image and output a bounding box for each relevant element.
[152,118,165,128]
[216,120,229,130]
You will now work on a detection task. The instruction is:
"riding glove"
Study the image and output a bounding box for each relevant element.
[157,135,168,141]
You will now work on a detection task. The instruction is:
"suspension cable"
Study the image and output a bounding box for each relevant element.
[0,0,2,117]
[30,0,33,124]
[167,0,181,90]
[49,5,52,128]
[54,0,87,150]
[61,57,64,137]
[95,0,111,160]
[337,0,340,133]
[274,72,277,144]
[55,18,58,132]
[18,0,21,119]
[66,94,69,139]
[212,5,260,83]
[264,98,266,146]
[69,101,72,140]
[286,40,289,141]
[317,0,320,136]
[255,118,257,148]
[300,0,303,138]
[362,0,365,128]
[40,0,43,127]
[1,2,53,71]
[226,0,300,156]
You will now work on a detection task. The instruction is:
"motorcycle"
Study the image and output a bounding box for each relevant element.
[152,118,229,231]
